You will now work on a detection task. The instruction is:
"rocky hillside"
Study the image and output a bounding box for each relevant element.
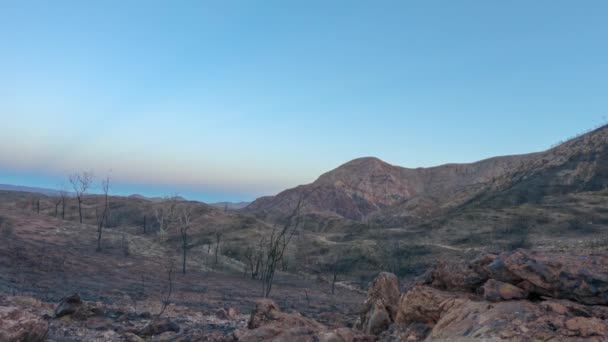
[7,248,605,341]
[246,125,608,223]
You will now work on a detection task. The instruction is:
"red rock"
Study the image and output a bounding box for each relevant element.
[0,306,48,342]
[236,299,371,342]
[564,317,607,337]
[482,250,608,305]
[394,285,460,327]
[482,279,527,302]
[358,272,400,335]
[429,259,487,292]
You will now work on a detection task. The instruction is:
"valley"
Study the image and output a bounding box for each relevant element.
[2,125,608,341]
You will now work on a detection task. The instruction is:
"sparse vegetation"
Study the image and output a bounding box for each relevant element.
[260,195,304,298]
[69,171,93,224]
[96,176,111,252]
[178,205,193,274]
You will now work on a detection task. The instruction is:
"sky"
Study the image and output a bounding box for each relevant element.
[1,0,607,202]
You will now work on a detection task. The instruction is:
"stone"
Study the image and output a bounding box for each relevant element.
[358,272,400,335]
[54,293,82,318]
[235,299,371,342]
[482,278,527,302]
[0,306,49,342]
[137,317,180,336]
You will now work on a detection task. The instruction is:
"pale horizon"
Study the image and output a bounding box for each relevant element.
[2,1,608,202]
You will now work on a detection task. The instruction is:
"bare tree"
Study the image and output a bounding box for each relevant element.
[154,196,179,239]
[178,205,193,275]
[157,259,175,317]
[53,196,62,218]
[325,248,357,295]
[260,195,305,298]
[96,177,110,252]
[69,172,93,223]
[59,188,68,220]
[214,227,223,267]
[53,184,68,218]
[244,236,265,279]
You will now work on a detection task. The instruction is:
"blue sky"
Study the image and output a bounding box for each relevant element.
[1,0,607,202]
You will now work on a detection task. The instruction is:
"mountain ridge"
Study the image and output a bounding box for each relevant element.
[246,125,608,222]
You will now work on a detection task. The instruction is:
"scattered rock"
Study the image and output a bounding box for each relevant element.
[85,316,112,330]
[0,306,48,342]
[482,278,527,302]
[123,332,145,342]
[54,293,82,318]
[236,298,371,341]
[227,307,240,320]
[216,307,240,321]
[138,317,180,336]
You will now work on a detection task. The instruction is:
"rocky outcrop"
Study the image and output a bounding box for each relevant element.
[480,249,608,305]
[0,306,48,342]
[364,249,608,341]
[235,298,372,342]
[358,272,400,335]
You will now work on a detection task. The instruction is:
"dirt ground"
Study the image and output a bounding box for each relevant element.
[0,206,365,335]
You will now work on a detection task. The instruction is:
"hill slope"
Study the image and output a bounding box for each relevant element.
[246,125,608,222]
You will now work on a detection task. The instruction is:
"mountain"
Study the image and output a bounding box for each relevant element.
[245,154,540,221]
[0,184,68,197]
[246,125,608,222]
[209,201,251,211]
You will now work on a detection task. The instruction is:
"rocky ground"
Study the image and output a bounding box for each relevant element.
[3,248,608,341]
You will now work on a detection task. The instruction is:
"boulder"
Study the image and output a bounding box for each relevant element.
[358,272,400,335]
[429,298,608,340]
[0,306,48,342]
[482,279,527,302]
[481,249,608,305]
[361,299,391,335]
[394,285,461,327]
[54,293,82,318]
[428,259,487,292]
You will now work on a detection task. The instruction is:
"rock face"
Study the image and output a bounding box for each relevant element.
[235,298,372,342]
[0,306,48,342]
[363,249,608,341]
[482,249,608,305]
